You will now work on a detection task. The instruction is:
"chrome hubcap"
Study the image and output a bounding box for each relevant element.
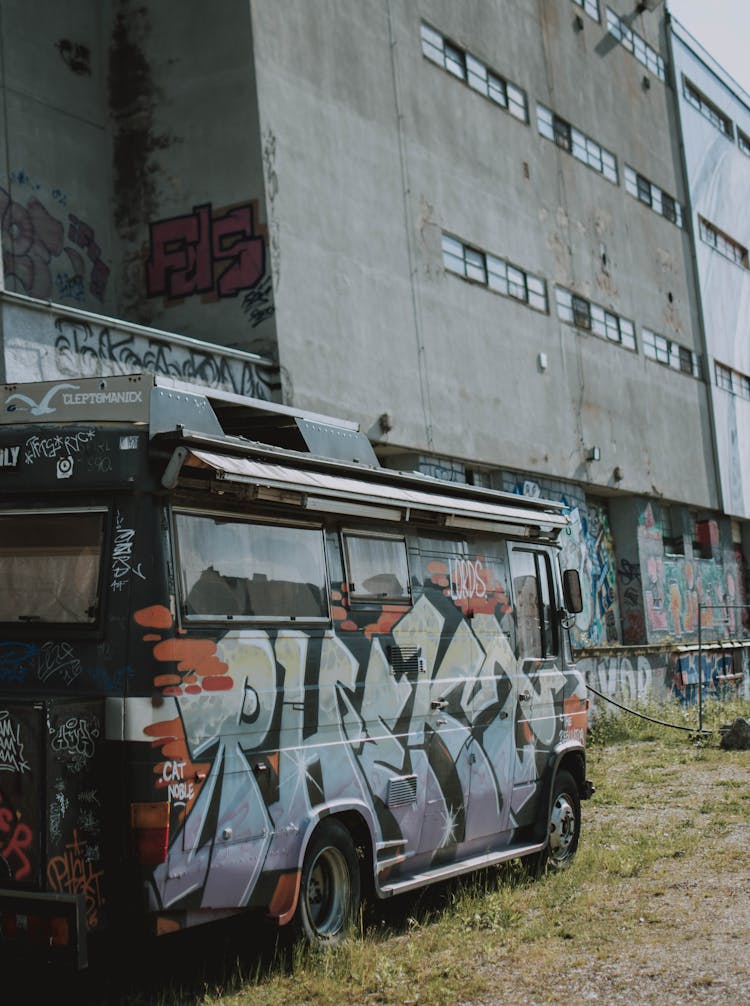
[548,793,576,861]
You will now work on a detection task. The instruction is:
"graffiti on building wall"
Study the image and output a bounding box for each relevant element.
[516,480,618,647]
[580,645,750,716]
[637,503,740,642]
[1,177,109,303]
[50,316,280,400]
[583,653,661,708]
[671,648,748,704]
[146,201,269,309]
[0,788,32,880]
[617,556,645,644]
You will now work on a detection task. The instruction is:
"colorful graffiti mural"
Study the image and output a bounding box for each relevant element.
[134,558,586,921]
[580,644,750,716]
[637,503,741,642]
[514,480,618,648]
[1,178,109,303]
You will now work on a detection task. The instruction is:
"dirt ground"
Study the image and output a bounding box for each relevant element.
[465,743,750,1006]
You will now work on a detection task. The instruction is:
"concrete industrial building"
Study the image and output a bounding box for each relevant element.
[0,0,747,700]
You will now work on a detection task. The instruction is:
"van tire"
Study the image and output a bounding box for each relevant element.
[524,769,581,874]
[293,819,360,943]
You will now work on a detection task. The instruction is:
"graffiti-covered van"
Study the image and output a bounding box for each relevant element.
[0,373,591,966]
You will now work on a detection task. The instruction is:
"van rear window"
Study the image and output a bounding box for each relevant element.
[0,510,105,624]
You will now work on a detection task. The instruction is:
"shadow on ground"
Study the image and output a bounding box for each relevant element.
[1,864,530,1004]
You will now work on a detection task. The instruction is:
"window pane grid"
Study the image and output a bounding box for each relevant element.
[699,216,749,268]
[537,104,618,183]
[684,78,733,138]
[715,362,750,398]
[607,7,666,80]
[556,286,636,352]
[420,23,527,123]
[442,233,548,314]
[572,0,600,22]
[643,328,701,378]
[625,164,683,229]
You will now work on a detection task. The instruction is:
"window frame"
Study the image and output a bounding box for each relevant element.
[0,506,108,633]
[442,233,548,314]
[572,0,600,23]
[683,78,734,138]
[173,507,331,625]
[420,22,528,123]
[624,165,683,229]
[606,6,666,81]
[537,103,618,183]
[509,546,559,660]
[341,529,412,605]
[698,216,749,269]
[556,286,636,351]
[643,328,701,378]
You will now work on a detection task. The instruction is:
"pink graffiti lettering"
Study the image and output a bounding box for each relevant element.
[146,201,265,302]
[0,186,108,301]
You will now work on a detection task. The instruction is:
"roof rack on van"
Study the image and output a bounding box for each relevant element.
[0,372,567,530]
[0,372,380,467]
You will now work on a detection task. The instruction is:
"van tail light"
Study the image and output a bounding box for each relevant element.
[131,802,170,865]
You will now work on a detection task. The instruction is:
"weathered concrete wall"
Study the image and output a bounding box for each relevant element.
[0,0,277,373]
[110,0,277,361]
[671,23,750,520]
[0,1,115,314]
[248,0,716,509]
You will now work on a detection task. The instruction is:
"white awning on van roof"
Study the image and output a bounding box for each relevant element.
[181,449,568,537]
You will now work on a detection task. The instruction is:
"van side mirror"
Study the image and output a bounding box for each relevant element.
[562,568,583,614]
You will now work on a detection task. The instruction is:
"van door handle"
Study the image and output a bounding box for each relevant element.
[431,699,449,711]
[519,691,531,702]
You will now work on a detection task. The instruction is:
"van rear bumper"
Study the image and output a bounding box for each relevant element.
[0,889,87,969]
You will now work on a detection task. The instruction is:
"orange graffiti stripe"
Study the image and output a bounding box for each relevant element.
[152,638,229,677]
[134,605,173,629]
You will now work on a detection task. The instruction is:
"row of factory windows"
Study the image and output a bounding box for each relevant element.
[422,22,750,277]
[570,2,665,80]
[421,22,680,233]
[441,233,701,380]
[683,77,750,162]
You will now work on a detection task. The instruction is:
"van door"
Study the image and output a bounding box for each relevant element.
[507,546,566,831]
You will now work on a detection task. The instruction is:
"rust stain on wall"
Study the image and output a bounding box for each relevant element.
[108,3,171,317]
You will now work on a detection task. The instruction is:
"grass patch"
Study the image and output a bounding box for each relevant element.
[35,698,749,1006]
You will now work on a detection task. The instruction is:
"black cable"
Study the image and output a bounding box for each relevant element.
[586,682,714,734]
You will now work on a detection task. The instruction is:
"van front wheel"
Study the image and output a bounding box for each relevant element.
[294,819,360,943]
[544,769,580,869]
[524,769,581,875]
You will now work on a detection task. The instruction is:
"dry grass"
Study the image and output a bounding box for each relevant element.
[13,698,749,1005]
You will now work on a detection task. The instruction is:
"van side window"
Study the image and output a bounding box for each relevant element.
[509,549,557,659]
[343,532,411,602]
[175,512,329,621]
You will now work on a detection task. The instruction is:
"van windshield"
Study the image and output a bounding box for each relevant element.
[0,510,106,624]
